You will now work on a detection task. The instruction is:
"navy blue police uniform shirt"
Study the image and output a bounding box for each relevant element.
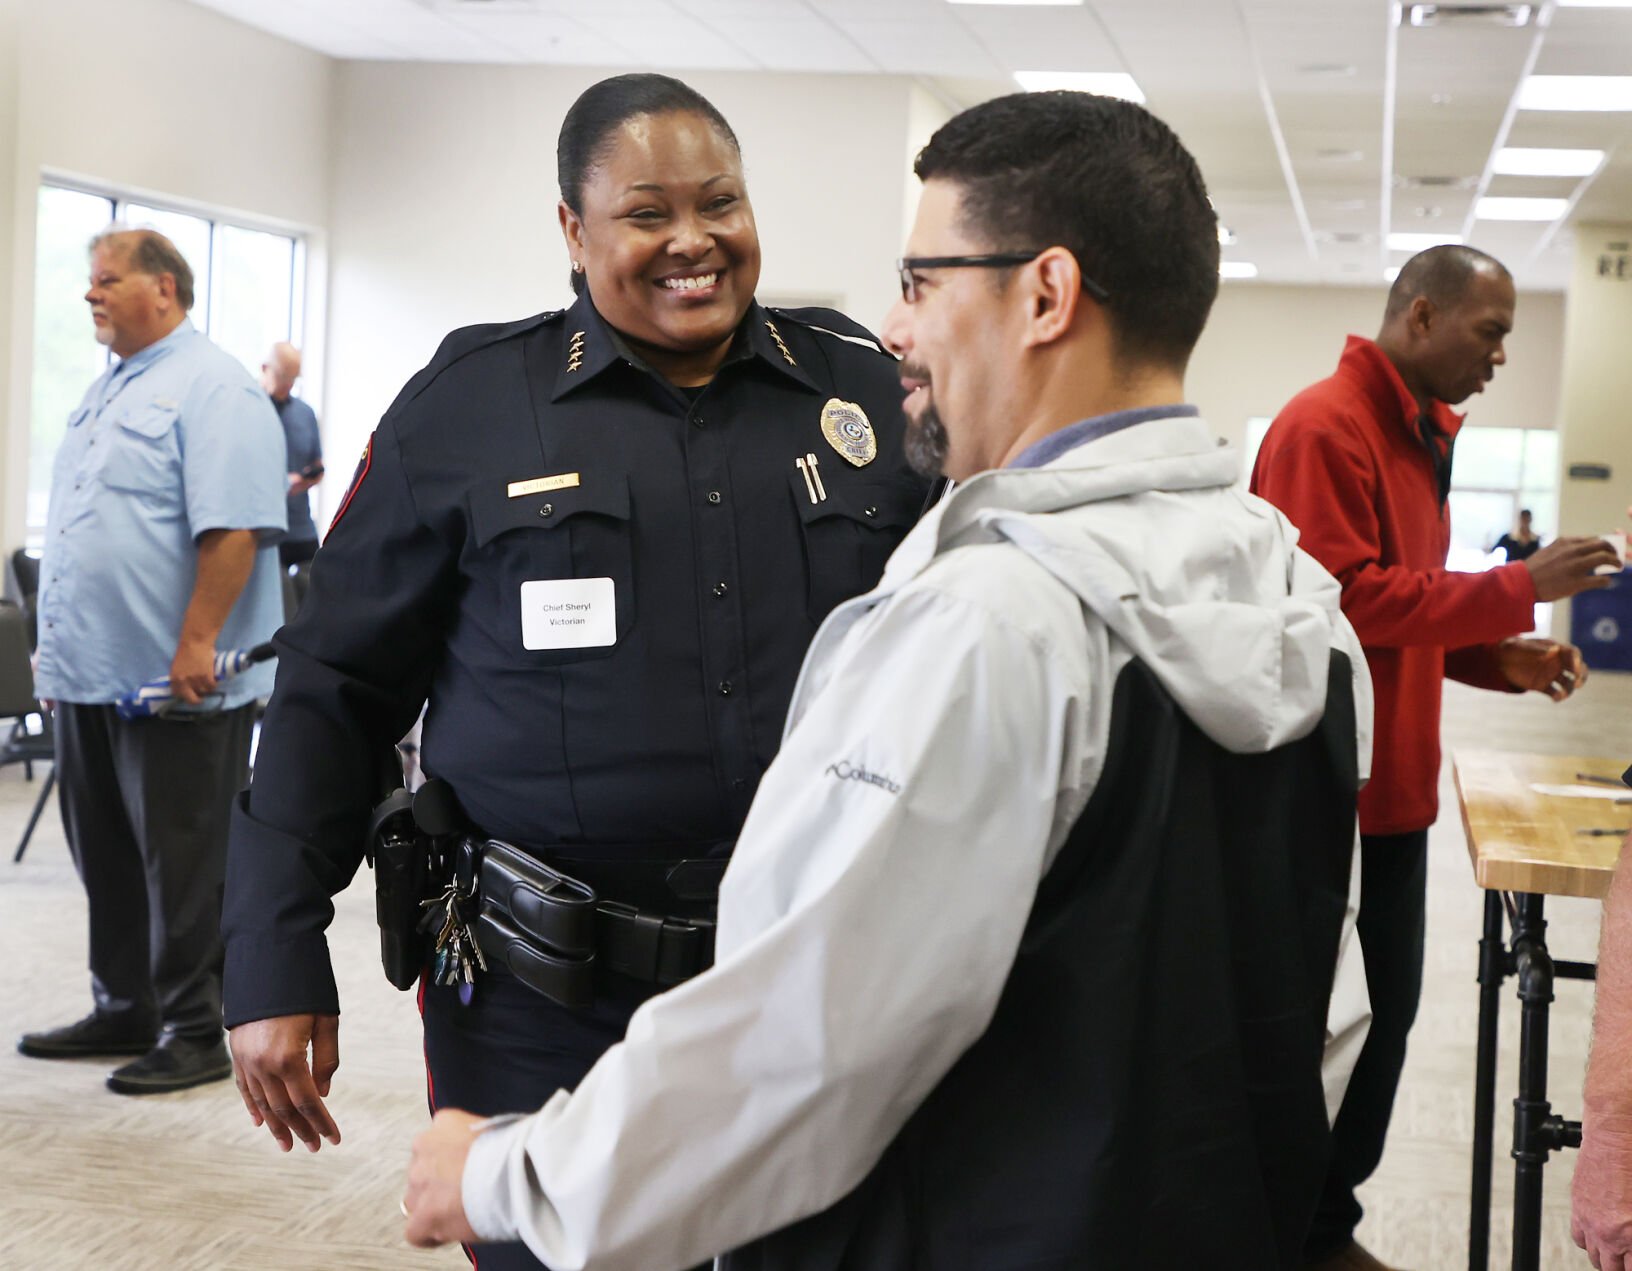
[221,295,928,1025]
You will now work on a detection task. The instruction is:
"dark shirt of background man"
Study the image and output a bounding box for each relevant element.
[275,395,321,545]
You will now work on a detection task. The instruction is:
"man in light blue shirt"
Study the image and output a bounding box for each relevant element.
[19,227,287,1095]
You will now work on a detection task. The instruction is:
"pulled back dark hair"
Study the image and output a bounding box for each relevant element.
[914,92,1219,370]
[558,73,741,296]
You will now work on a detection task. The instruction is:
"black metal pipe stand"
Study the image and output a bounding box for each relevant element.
[1508,893,1586,1271]
[1469,889,1506,1271]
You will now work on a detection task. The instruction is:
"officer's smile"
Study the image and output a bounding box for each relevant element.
[657,268,723,298]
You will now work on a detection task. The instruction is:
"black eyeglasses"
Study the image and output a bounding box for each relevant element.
[895,252,1111,305]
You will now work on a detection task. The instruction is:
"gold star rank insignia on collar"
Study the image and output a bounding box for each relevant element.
[765,320,797,366]
[567,330,586,373]
[820,398,876,467]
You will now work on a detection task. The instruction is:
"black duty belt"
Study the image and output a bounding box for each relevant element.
[474,838,721,1010]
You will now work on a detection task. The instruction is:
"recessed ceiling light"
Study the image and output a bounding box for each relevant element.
[1493,146,1605,176]
[1476,195,1570,220]
[1394,173,1478,189]
[1519,75,1632,110]
[1220,262,1259,279]
[1014,72,1144,101]
[1405,3,1534,25]
[1387,231,1465,251]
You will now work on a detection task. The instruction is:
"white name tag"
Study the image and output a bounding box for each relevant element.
[521,577,617,650]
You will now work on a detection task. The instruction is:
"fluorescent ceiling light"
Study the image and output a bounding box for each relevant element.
[1385,266,1403,282]
[1015,72,1145,102]
[1476,196,1570,220]
[1217,224,1236,245]
[1220,262,1258,279]
[1493,146,1605,176]
[1519,75,1632,111]
[1387,231,1465,251]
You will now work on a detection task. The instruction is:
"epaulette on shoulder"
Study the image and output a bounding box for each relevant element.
[770,306,892,358]
[386,310,563,417]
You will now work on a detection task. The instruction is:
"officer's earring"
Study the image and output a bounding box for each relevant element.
[571,260,584,274]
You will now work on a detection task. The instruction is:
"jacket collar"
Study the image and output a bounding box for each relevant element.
[550,294,821,401]
[1337,335,1464,440]
[866,412,1232,599]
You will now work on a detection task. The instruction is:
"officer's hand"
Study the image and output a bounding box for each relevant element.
[1573,1112,1632,1270]
[1493,637,1589,702]
[404,1108,483,1248]
[168,637,218,706]
[229,1013,342,1153]
[1525,536,1620,601]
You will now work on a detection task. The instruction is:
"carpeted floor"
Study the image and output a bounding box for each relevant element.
[3,672,1630,1269]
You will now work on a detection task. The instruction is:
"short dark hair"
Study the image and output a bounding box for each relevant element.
[90,226,195,311]
[557,74,741,296]
[913,91,1220,369]
[1384,244,1511,322]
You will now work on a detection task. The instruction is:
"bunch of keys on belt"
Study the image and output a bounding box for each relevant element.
[420,879,487,1003]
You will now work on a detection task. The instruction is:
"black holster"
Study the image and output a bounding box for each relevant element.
[365,787,438,991]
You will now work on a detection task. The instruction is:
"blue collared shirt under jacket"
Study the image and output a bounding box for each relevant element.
[36,318,288,709]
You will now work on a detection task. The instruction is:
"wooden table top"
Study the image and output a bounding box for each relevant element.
[1454,751,1629,899]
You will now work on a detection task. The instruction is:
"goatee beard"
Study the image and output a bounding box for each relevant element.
[904,403,949,479]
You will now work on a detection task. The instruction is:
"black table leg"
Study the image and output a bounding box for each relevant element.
[1470,889,1505,1271]
[1510,892,1554,1271]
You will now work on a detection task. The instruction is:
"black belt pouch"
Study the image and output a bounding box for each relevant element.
[474,839,598,1009]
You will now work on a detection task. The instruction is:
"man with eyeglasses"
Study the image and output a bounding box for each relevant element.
[402,91,1371,1271]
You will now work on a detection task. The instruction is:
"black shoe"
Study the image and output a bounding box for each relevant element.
[18,1012,158,1059]
[106,1033,233,1095]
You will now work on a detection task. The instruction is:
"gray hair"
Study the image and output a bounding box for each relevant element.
[89,225,195,311]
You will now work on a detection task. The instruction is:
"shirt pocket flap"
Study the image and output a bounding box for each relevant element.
[116,402,179,439]
[470,473,632,549]
[787,474,921,531]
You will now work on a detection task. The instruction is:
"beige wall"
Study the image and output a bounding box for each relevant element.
[320,63,928,526]
[1190,282,1567,452]
[1557,223,1632,541]
[1553,223,1632,640]
[0,0,334,546]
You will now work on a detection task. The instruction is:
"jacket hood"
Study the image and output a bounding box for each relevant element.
[883,413,1367,757]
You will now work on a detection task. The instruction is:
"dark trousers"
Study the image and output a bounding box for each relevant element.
[56,701,256,1039]
[422,965,650,1271]
[278,537,318,569]
[1306,829,1429,1260]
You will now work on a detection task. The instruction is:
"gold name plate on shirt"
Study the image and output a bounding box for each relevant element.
[508,472,581,498]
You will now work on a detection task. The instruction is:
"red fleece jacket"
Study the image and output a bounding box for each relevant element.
[1251,336,1535,835]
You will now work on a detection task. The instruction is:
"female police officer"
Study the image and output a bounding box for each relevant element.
[220,73,927,1266]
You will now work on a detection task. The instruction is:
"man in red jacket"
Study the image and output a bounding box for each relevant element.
[1252,244,1617,1271]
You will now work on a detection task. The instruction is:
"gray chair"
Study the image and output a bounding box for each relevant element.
[0,599,56,862]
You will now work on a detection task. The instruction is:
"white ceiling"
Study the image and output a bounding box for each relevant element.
[182,0,1632,291]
